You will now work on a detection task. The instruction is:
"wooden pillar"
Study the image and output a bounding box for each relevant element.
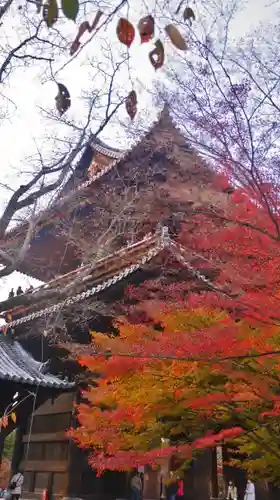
[211,449,218,499]
[211,446,225,499]
[142,467,158,500]
[193,450,212,500]
[216,446,225,498]
[67,390,83,497]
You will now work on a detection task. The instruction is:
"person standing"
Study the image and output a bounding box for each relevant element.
[131,472,142,500]
[227,481,238,500]
[139,473,144,500]
[244,480,255,500]
[176,477,184,500]
[7,471,24,500]
[166,477,178,500]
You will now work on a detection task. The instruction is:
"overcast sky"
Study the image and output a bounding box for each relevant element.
[0,0,278,303]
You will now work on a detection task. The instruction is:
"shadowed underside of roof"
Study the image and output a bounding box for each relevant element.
[0,229,166,325]
[0,335,74,389]
[1,227,222,330]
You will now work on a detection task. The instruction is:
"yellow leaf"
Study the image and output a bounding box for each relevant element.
[11,412,16,424]
[165,24,187,51]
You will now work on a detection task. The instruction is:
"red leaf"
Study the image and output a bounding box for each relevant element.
[2,416,8,428]
[149,40,165,70]
[138,15,154,43]
[117,18,135,47]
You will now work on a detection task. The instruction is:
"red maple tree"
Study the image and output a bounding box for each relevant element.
[70,166,280,478]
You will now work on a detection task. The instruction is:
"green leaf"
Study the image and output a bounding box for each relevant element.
[43,0,58,28]
[61,0,79,21]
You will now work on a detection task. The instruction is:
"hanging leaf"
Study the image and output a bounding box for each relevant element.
[138,15,154,43]
[165,24,187,50]
[61,0,79,21]
[2,416,8,428]
[149,40,165,70]
[43,0,58,28]
[70,21,90,55]
[76,20,91,38]
[69,11,103,56]
[70,38,80,56]
[55,83,71,116]
[10,412,16,424]
[183,7,195,24]
[125,90,137,120]
[117,18,135,47]
[175,0,184,14]
[90,9,103,31]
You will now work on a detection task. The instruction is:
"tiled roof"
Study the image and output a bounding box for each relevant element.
[0,335,74,389]
[90,137,124,159]
[0,106,195,282]
[3,106,177,242]
[0,229,164,318]
[1,226,224,330]
[2,228,168,328]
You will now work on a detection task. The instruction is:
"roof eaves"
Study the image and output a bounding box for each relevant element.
[90,138,124,159]
[0,337,75,389]
[4,227,170,330]
[0,231,163,311]
[1,228,224,333]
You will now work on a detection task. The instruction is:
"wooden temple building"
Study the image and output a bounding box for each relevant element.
[0,107,268,500]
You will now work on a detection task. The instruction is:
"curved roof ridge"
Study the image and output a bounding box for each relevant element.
[90,137,124,159]
[75,105,178,194]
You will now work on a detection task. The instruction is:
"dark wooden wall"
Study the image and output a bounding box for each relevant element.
[19,392,74,499]
[14,391,127,500]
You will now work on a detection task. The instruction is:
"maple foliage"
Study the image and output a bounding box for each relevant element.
[69,301,280,480]
[177,177,280,323]
[70,172,280,481]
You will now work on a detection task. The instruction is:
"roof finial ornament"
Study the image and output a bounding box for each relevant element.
[160,101,172,120]
[156,102,178,134]
[162,101,170,113]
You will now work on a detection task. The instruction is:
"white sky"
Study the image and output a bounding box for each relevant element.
[0,0,278,303]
